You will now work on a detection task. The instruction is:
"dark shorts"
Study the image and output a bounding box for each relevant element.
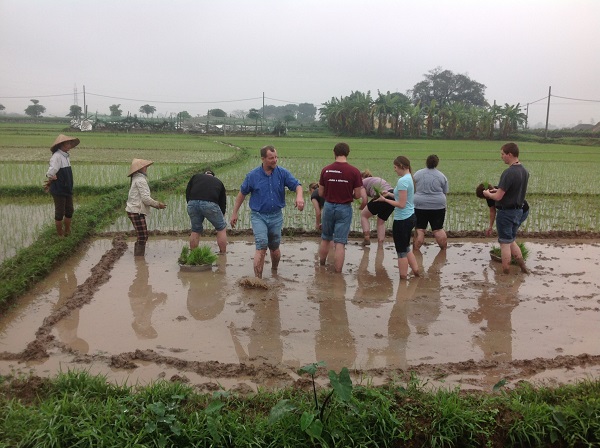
[366,199,395,221]
[415,208,446,231]
[52,194,74,221]
[392,214,416,258]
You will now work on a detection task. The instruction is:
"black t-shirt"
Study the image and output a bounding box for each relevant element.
[185,174,227,214]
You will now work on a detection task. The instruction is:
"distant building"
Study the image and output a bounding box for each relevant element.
[571,123,594,131]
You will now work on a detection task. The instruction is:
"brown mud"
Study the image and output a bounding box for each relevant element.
[1,234,599,393]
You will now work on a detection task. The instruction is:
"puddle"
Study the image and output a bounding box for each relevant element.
[1,236,599,392]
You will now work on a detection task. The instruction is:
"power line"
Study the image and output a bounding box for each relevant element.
[0,92,263,105]
[552,94,600,103]
[87,93,262,104]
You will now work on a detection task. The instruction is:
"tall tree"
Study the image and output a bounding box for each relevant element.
[24,99,46,117]
[297,103,317,121]
[499,103,527,138]
[178,111,191,119]
[209,108,227,118]
[109,104,122,117]
[67,105,82,119]
[139,104,156,118]
[247,108,261,131]
[409,67,487,108]
[0,104,5,111]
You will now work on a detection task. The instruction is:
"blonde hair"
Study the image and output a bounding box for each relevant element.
[361,169,372,179]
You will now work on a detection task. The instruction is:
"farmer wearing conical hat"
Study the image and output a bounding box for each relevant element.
[125,159,167,256]
[45,134,80,236]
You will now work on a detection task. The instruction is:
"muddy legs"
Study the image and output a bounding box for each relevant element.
[134,242,146,257]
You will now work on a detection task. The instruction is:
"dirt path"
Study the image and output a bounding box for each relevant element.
[1,235,599,392]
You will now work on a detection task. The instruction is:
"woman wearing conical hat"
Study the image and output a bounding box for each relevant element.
[45,134,80,236]
[125,159,167,256]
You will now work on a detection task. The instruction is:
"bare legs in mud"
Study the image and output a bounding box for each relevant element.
[254,248,280,278]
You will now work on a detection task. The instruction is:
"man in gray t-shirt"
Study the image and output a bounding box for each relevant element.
[483,142,529,274]
[413,155,449,250]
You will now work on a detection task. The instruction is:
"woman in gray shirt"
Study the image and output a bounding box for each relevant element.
[413,155,448,250]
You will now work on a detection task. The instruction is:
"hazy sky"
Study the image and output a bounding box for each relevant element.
[1,0,599,127]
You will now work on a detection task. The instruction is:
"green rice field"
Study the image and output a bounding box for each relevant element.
[1,123,599,262]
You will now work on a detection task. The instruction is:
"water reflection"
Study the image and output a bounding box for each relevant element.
[468,267,523,362]
[54,269,89,354]
[353,245,394,307]
[313,267,356,371]
[230,285,283,365]
[178,255,227,321]
[409,249,445,335]
[129,257,167,339]
[368,277,421,370]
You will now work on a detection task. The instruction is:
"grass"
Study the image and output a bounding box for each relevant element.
[0,369,598,447]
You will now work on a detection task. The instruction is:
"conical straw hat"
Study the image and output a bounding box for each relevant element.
[50,134,80,152]
[128,159,154,176]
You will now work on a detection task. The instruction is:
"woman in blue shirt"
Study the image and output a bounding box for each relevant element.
[376,156,420,279]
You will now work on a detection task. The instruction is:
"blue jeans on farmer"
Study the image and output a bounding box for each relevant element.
[250,210,283,250]
[321,202,353,245]
[496,208,524,244]
[187,200,227,232]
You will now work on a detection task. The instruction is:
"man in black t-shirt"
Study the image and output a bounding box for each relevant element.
[186,169,227,253]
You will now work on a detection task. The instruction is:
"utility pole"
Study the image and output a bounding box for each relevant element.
[525,103,529,130]
[83,85,87,119]
[544,86,551,139]
[262,92,265,133]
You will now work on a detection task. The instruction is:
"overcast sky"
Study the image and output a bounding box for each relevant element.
[1,0,599,128]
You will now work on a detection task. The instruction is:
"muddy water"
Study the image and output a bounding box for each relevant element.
[1,237,599,392]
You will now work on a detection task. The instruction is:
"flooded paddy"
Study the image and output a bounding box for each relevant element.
[0,236,599,392]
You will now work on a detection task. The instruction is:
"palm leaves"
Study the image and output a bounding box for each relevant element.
[320,90,525,139]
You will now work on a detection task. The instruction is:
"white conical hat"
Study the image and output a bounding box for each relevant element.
[128,159,154,176]
[51,134,80,152]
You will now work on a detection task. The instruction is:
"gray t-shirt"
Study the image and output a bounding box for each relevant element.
[497,164,529,208]
[413,168,448,209]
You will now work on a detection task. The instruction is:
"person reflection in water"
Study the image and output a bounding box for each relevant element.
[178,254,227,321]
[469,267,523,363]
[312,267,356,371]
[54,265,89,354]
[368,277,420,370]
[353,244,394,307]
[129,257,167,339]
[407,249,445,335]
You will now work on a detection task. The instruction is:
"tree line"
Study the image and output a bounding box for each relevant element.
[8,67,529,138]
[319,67,527,139]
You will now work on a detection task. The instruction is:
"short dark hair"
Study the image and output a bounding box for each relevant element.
[333,142,350,157]
[260,145,276,158]
[501,142,519,157]
[426,154,439,169]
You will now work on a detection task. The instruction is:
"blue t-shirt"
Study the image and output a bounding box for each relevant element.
[240,165,301,214]
[393,173,414,220]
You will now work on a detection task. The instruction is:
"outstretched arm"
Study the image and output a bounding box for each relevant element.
[229,192,247,228]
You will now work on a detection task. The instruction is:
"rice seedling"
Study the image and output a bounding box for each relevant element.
[178,245,217,266]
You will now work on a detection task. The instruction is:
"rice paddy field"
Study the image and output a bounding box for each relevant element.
[1,122,599,262]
